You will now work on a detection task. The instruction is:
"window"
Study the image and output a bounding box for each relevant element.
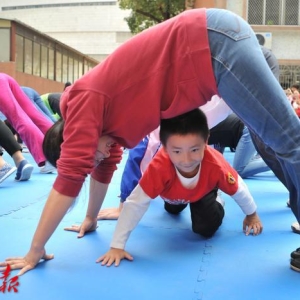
[74,57,79,81]
[14,23,98,82]
[279,64,300,88]
[285,0,299,24]
[24,38,33,74]
[248,0,300,25]
[0,28,10,62]
[41,45,48,78]
[55,47,62,82]
[62,49,69,83]
[48,48,55,80]
[16,35,24,72]
[79,60,83,78]
[33,41,41,76]
[68,55,74,83]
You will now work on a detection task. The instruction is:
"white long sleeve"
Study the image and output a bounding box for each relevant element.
[231,175,257,215]
[200,95,232,129]
[110,184,151,249]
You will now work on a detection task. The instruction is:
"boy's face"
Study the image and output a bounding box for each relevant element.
[164,133,207,177]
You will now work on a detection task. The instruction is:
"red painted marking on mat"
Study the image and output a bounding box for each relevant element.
[0,264,19,293]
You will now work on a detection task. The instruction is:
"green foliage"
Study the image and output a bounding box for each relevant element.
[119,0,186,34]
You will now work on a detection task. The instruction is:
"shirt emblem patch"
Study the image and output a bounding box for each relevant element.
[227,172,236,185]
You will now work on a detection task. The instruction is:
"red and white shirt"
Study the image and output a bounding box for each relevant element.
[111,146,257,249]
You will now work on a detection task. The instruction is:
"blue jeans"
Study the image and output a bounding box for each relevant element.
[206,9,300,222]
[233,126,270,178]
[21,87,57,123]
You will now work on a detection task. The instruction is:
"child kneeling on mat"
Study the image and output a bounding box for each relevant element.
[99,108,263,267]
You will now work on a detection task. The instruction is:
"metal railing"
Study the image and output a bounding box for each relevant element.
[279,64,300,88]
[248,0,300,25]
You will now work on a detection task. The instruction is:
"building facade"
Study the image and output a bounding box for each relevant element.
[0,0,132,62]
[0,18,99,93]
[0,0,299,88]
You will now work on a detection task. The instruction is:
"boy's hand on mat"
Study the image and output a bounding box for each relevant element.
[243,212,263,236]
[97,248,133,267]
[0,248,54,276]
[64,216,98,238]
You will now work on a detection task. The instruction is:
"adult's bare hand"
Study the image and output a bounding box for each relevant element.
[64,216,98,238]
[0,248,54,276]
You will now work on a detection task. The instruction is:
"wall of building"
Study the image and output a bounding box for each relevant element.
[0,0,299,87]
[0,0,132,62]
[0,62,66,94]
[194,0,300,63]
[1,0,299,63]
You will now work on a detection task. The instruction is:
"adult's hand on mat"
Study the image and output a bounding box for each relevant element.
[0,248,54,276]
[64,216,98,238]
[97,207,121,220]
[97,248,133,267]
[243,212,263,236]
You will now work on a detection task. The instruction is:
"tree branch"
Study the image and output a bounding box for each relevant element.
[135,9,163,23]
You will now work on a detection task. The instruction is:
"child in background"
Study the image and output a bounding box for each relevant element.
[99,109,263,267]
[0,73,54,173]
[292,90,300,118]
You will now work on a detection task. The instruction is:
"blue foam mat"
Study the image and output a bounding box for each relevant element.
[0,150,299,300]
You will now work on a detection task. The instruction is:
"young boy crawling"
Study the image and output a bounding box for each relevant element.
[98,109,263,266]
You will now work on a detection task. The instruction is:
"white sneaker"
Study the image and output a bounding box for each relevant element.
[40,161,56,174]
[19,143,30,153]
[291,222,300,234]
[0,163,17,184]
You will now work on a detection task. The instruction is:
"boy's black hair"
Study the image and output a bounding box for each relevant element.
[159,108,209,146]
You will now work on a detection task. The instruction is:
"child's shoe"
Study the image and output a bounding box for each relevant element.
[15,159,34,181]
[291,247,300,259]
[19,143,30,153]
[291,222,300,234]
[40,161,56,174]
[290,257,300,272]
[0,163,17,184]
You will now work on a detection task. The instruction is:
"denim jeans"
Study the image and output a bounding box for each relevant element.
[233,126,270,178]
[21,87,57,123]
[206,9,300,222]
[0,111,5,121]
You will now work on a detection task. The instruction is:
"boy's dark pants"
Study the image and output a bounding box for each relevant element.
[164,189,225,238]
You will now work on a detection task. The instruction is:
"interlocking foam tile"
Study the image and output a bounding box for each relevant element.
[1,150,300,300]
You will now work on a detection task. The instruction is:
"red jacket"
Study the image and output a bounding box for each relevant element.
[55,8,218,197]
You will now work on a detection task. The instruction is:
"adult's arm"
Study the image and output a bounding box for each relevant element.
[64,179,109,237]
[0,188,75,275]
